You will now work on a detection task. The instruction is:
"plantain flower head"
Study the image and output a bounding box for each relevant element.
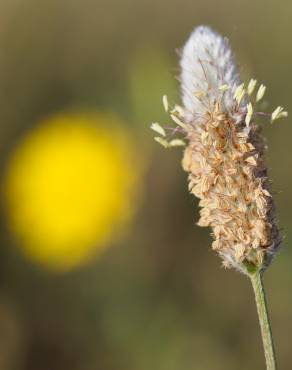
[151,25,287,274]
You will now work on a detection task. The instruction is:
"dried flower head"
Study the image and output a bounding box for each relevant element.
[151,26,288,274]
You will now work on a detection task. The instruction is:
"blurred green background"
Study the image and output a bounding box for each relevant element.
[0,0,290,369]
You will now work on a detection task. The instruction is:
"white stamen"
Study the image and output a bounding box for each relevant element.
[256,84,266,102]
[234,83,245,104]
[169,139,186,147]
[278,111,288,118]
[173,105,185,117]
[150,123,166,137]
[162,95,169,112]
[154,137,169,148]
[170,114,187,129]
[219,84,230,92]
[271,106,288,121]
[247,79,257,95]
[245,103,253,126]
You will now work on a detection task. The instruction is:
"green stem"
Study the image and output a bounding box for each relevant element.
[250,271,277,370]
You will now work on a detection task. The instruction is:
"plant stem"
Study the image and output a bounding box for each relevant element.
[250,271,277,370]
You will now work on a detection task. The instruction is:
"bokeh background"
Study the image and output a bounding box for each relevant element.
[0,0,290,369]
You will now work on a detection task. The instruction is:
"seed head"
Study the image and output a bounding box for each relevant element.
[151,25,287,274]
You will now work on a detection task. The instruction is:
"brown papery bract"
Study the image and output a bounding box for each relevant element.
[182,101,280,272]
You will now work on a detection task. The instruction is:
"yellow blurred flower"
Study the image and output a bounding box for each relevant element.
[4,113,139,271]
